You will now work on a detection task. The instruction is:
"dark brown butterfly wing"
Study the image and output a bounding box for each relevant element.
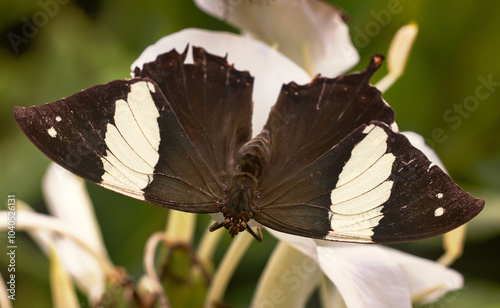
[254,121,484,243]
[257,56,395,194]
[14,47,254,213]
[253,56,484,243]
[134,47,254,184]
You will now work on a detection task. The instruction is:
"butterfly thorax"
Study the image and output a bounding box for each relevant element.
[221,173,256,237]
[214,132,271,240]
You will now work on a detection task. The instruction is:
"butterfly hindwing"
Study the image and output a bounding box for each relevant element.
[258,56,395,195]
[133,47,254,184]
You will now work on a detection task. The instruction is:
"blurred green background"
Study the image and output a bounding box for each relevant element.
[0,0,499,307]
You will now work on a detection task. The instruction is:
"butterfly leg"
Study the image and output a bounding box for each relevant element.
[209,221,225,232]
[210,217,263,241]
[245,224,263,242]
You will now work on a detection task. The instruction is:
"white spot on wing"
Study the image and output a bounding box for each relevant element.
[327,124,395,242]
[100,81,161,191]
[436,193,444,199]
[47,127,57,138]
[55,116,62,122]
[434,207,445,217]
[390,122,399,132]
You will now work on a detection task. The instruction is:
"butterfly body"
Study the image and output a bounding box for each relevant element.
[14,46,484,243]
[212,131,271,240]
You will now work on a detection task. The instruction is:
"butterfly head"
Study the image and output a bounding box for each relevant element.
[210,193,262,241]
[208,167,264,241]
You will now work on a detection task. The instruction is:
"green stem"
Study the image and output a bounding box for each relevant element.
[0,272,12,308]
[251,241,320,308]
[204,232,253,307]
[165,210,196,243]
[143,232,171,308]
[197,220,224,266]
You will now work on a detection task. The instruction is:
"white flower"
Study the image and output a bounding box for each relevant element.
[0,163,115,304]
[194,0,359,76]
[255,231,462,307]
[40,163,112,301]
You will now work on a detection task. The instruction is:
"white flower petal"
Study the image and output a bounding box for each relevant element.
[43,163,108,256]
[375,23,418,93]
[269,229,461,307]
[42,163,111,300]
[317,243,411,308]
[195,0,359,76]
[49,246,80,308]
[269,232,413,308]
[132,28,310,136]
[1,205,110,302]
[13,201,107,300]
[251,242,321,308]
[53,239,106,301]
[384,246,463,304]
[266,228,318,260]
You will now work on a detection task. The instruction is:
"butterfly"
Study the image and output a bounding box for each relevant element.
[14,46,484,243]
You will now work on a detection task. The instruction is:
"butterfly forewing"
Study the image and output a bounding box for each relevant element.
[255,121,484,243]
[14,46,256,213]
[14,79,153,186]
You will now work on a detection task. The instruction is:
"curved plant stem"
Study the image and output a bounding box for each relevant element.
[49,245,80,308]
[197,220,224,267]
[143,231,171,308]
[0,271,12,308]
[165,211,196,243]
[204,232,253,307]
